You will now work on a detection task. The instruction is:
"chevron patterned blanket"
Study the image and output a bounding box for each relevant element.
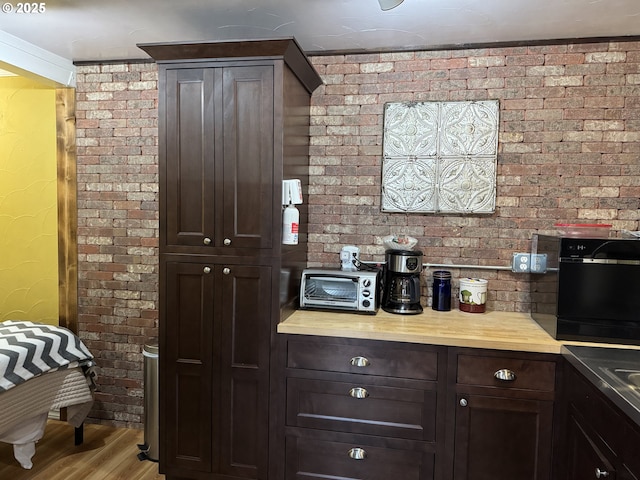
[0,321,94,393]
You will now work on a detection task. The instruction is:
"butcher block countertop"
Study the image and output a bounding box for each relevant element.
[278,308,639,354]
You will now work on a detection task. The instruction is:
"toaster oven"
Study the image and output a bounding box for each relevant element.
[299,269,381,314]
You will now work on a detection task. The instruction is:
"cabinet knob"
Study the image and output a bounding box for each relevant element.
[595,468,610,478]
[348,387,369,399]
[348,447,367,460]
[460,398,468,407]
[203,237,212,245]
[350,356,370,368]
[223,268,231,275]
[223,238,231,246]
[494,369,517,382]
[203,266,211,274]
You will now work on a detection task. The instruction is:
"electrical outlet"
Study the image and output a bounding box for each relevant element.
[530,254,547,274]
[512,253,530,273]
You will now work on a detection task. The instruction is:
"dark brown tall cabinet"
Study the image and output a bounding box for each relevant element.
[139,39,322,480]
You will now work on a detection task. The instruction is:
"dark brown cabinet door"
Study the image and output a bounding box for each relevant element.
[162,260,215,474]
[163,67,218,250]
[162,260,272,479]
[218,263,272,479]
[162,64,274,252]
[558,361,640,480]
[564,411,616,480]
[221,66,274,251]
[453,393,554,480]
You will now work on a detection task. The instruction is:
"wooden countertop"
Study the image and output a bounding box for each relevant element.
[277,308,639,354]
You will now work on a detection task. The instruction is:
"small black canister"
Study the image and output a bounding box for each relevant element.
[432,270,452,311]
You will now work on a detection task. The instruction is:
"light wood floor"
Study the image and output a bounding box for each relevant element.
[0,420,165,479]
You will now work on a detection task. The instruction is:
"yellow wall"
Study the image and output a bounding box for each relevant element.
[0,76,59,325]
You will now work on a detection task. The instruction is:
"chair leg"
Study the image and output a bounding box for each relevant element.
[74,424,84,445]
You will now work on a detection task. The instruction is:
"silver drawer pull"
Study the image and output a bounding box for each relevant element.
[203,266,211,274]
[348,387,369,399]
[595,468,610,478]
[203,237,212,245]
[348,447,367,460]
[224,238,231,246]
[494,369,517,382]
[350,356,370,367]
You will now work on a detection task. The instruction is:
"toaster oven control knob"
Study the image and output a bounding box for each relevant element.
[363,279,371,287]
[362,300,371,308]
[362,290,370,297]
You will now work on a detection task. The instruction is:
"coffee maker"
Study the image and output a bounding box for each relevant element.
[381,249,423,314]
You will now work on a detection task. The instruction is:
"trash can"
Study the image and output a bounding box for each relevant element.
[138,340,159,462]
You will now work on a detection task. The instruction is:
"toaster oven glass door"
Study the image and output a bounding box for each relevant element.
[303,275,359,308]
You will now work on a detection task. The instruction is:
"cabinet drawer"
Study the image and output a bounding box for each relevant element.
[285,434,435,480]
[456,354,556,392]
[287,339,439,380]
[286,377,436,441]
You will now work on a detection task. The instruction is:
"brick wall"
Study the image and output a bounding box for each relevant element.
[75,62,159,427]
[307,41,640,312]
[75,40,640,427]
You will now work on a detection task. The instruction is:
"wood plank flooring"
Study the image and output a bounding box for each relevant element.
[0,420,165,479]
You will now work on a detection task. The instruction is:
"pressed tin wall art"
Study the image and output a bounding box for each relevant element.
[381,100,499,214]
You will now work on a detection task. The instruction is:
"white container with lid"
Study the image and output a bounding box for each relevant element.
[459,278,488,313]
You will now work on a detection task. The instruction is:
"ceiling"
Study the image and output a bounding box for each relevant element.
[1,0,640,64]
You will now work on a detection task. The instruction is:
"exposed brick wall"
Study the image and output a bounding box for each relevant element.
[75,41,640,427]
[75,63,159,427]
[307,41,640,313]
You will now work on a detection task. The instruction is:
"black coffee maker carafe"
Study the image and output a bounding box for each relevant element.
[382,249,423,314]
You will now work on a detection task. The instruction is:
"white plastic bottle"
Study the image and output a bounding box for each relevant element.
[282,203,299,245]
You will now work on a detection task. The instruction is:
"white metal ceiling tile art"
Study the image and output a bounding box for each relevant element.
[381,100,499,214]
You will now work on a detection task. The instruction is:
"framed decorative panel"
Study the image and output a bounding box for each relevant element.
[381,100,499,213]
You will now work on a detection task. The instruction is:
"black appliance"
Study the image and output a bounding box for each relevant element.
[530,234,640,344]
[382,249,423,314]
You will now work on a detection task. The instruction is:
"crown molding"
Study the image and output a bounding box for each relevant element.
[0,30,76,87]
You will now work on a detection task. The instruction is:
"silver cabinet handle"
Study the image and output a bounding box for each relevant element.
[222,268,230,275]
[348,387,369,399]
[348,447,367,460]
[223,238,231,246]
[203,237,212,245]
[350,356,370,367]
[460,398,468,407]
[494,369,517,382]
[595,468,610,478]
[203,266,211,274]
